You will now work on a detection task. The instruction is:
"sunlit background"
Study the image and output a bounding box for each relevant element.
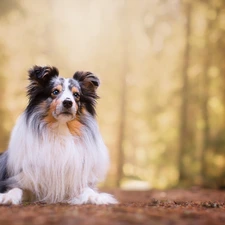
[0,0,225,190]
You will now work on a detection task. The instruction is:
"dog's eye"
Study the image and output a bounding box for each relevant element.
[73,92,80,99]
[52,89,60,96]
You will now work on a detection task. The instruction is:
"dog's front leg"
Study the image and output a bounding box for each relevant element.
[0,188,23,205]
[69,187,118,205]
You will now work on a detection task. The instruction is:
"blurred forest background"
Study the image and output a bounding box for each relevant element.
[0,0,225,190]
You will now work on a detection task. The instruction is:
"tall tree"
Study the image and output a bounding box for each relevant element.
[116,0,129,187]
[214,2,225,187]
[178,0,192,183]
[200,0,213,184]
[0,0,21,152]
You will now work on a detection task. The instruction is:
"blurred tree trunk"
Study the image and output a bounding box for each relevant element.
[0,0,20,152]
[116,1,129,187]
[116,72,127,187]
[0,74,7,152]
[217,3,225,127]
[200,1,212,184]
[216,5,225,187]
[178,1,192,183]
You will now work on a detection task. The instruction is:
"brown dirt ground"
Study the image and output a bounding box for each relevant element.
[0,188,225,225]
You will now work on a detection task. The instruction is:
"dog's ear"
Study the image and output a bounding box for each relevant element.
[73,71,100,92]
[28,65,59,85]
[73,71,100,116]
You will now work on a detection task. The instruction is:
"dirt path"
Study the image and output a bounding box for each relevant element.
[0,188,224,225]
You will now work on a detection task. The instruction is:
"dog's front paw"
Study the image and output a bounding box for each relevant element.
[69,188,118,205]
[0,188,23,205]
[92,192,118,205]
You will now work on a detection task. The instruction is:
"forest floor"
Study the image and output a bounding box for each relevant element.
[0,188,225,225]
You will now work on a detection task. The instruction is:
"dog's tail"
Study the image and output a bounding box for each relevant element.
[0,152,8,193]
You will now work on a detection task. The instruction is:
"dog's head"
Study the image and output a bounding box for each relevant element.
[26,65,100,124]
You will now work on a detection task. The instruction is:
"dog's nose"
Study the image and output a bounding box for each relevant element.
[63,99,73,109]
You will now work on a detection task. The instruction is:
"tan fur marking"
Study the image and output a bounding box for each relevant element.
[81,108,88,115]
[67,120,83,136]
[44,100,58,124]
[71,86,79,94]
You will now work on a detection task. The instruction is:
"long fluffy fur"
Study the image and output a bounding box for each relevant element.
[0,66,117,205]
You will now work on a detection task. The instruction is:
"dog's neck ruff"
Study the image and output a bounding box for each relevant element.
[7,113,109,203]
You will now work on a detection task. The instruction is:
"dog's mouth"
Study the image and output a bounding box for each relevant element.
[60,111,73,115]
[58,111,75,117]
[52,106,77,122]
[53,111,76,122]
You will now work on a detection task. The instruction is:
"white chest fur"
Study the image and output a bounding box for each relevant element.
[7,114,109,203]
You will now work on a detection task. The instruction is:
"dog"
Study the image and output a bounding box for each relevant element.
[0,65,117,205]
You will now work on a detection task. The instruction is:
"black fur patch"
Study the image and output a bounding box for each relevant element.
[73,71,100,116]
[0,152,8,193]
[26,66,59,121]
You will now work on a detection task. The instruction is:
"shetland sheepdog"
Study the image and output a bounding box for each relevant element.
[0,66,117,205]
